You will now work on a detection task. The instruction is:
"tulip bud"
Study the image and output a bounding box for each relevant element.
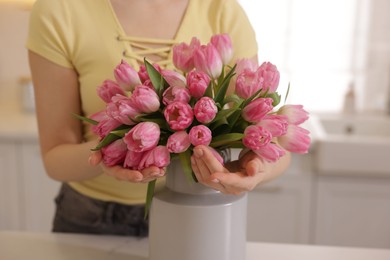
[164,101,194,131]
[257,62,280,93]
[131,85,160,113]
[242,98,274,123]
[167,131,191,153]
[186,70,211,99]
[173,37,201,73]
[97,80,125,103]
[124,122,160,152]
[138,146,170,170]
[210,34,233,65]
[193,97,218,124]
[114,60,141,91]
[194,44,223,79]
[189,125,212,146]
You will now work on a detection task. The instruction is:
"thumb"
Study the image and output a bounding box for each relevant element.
[88,150,102,166]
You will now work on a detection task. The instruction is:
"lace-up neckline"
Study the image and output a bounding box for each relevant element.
[117,35,177,69]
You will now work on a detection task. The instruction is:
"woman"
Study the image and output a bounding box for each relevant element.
[27,0,290,236]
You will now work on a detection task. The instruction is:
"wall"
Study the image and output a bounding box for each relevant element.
[362,0,390,113]
[0,3,31,111]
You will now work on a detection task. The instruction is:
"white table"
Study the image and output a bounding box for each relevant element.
[1,231,390,260]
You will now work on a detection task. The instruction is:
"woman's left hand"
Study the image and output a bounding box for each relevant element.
[190,145,267,195]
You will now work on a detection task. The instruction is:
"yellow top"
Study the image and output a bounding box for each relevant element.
[26,0,258,205]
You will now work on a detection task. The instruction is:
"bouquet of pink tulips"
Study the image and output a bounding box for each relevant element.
[77,34,311,212]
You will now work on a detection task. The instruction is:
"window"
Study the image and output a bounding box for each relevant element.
[239,0,370,113]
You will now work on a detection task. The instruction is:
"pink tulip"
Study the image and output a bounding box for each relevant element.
[162,86,191,106]
[242,98,274,123]
[235,70,263,99]
[277,105,309,125]
[194,44,223,79]
[90,111,122,138]
[166,131,191,153]
[278,125,311,154]
[106,95,140,125]
[256,114,288,137]
[97,80,126,103]
[210,34,233,65]
[114,60,141,91]
[235,58,258,75]
[253,143,286,163]
[101,139,128,167]
[138,145,171,170]
[161,70,187,88]
[131,85,160,113]
[123,150,144,170]
[257,62,280,93]
[193,97,218,124]
[142,79,155,89]
[124,122,160,152]
[189,125,212,146]
[164,101,194,131]
[186,70,211,99]
[173,37,201,73]
[242,125,272,150]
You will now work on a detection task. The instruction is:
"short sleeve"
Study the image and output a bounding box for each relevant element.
[26,0,74,68]
[218,0,258,61]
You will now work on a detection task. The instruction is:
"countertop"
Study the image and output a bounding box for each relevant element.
[0,109,38,141]
[1,231,390,260]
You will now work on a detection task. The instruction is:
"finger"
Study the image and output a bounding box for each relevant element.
[191,156,228,193]
[102,165,143,182]
[193,145,226,173]
[88,150,102,166]
[141,166,164,179]
[245,157,264,176]
[212,171,264,194]
[191,154,211,182]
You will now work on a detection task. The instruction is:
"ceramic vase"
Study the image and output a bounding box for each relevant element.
[149,159,247,260]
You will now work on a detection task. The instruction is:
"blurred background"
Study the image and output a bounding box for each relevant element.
[0,0,389,251]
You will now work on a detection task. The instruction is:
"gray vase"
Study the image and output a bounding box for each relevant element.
[149,159,248,260]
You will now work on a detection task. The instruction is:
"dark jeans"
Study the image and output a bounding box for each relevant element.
[52,183,149,237]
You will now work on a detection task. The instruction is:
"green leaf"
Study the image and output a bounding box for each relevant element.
[210,107,239,124]
[209,117,229,131]
[266,92,281,107]
[214,64,237,106]
[110,128,130,137]
[179,150,197,183]
[144,58,169,97]
[91,132,121,151]
[223,94,243,106]
[210,133,244,148]
[284,82,291,104]
[204,81,214,98]
[72,113,98,125]
[144,179,156,219]
[226,109,242,128]
[240,88,263,109]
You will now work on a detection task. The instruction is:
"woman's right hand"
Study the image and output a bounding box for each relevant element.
[88,150,166,183]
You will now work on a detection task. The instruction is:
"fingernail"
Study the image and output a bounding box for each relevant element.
[194,148,203,158]
[151,171,160,177]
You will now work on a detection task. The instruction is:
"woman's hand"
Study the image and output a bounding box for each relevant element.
[190,145,268,195]
[88,150,166,183]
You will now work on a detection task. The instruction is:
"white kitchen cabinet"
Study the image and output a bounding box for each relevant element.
[246,153,314,244]
[314,175,390,249]
[0,141,22,230]
[0,140,60,232]
[19,141,60,231]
